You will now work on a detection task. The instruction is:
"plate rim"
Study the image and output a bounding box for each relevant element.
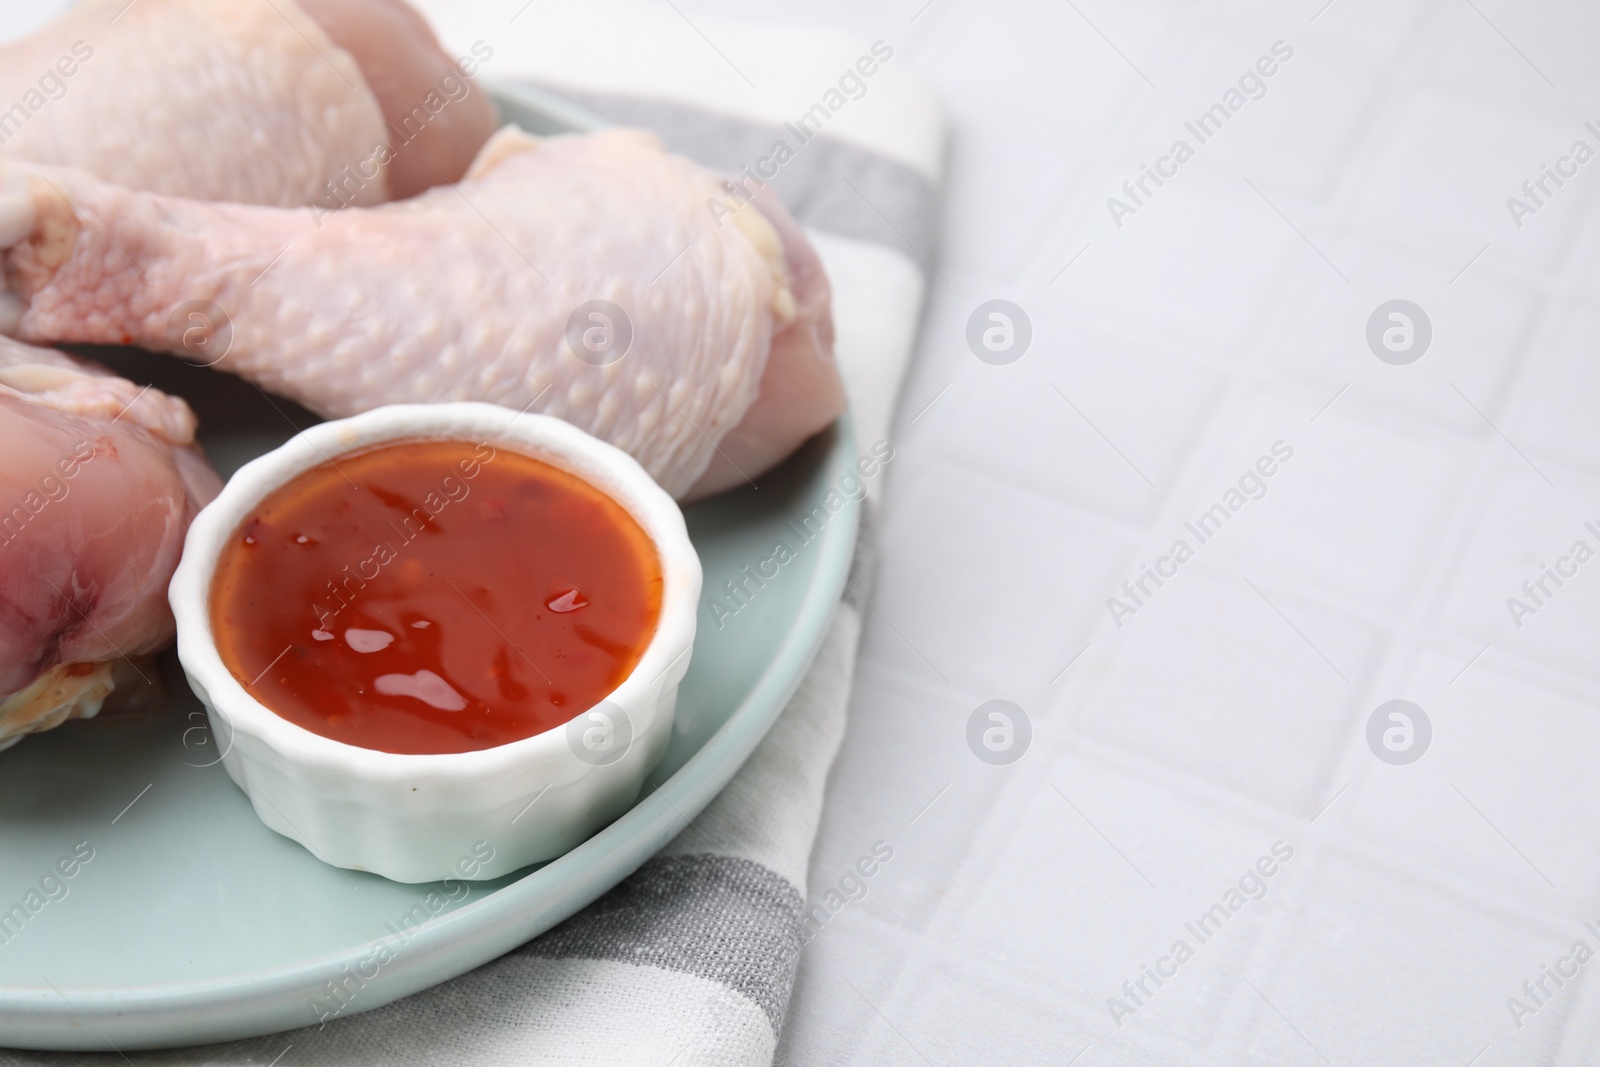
[0,79,861,1051]
[0,417,858,1050]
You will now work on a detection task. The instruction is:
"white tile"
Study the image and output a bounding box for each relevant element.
[1228,0,1438,62]
[869,461,1135,694]
[1199,391,1469,610]
[1060,166,1304,353]
[1082,566,1381,814]
[1432,0,1600,102]
[805,662,1011,934]
[913,0,1167,281]
[1550,950,1600,1067]
[1206,36,1385,201]
[1512,307,1600,476]
[1257,235,1541,434]
[722,0,1600,1060]
[1241,853,1563,1066]
[1342,650,1600,911]
[1350,90,1591,269]
[936,119,1095,283]
[887,949,1162,1067]
[930,316,1226,524]
[1431,467,1600,678]
[932,749,1300,1048]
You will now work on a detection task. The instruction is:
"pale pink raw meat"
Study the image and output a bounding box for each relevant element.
[690,185,843,498]
[0,128,846,499]
[297,0,502,201]
[0,0,496,205]
[0,339,220,750]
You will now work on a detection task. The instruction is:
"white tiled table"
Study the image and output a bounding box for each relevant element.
[5,1,1598,1063]
[650,1,1600,1064]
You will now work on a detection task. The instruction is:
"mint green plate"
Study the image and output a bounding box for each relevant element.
[0,85,858,1052]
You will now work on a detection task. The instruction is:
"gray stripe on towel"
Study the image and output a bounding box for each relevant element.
[521,853,805,1034]
[519,82,940,266]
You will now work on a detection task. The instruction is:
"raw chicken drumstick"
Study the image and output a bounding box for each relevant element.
[0,0,497,204]
[0,339,221,750]
[0,127,847,500]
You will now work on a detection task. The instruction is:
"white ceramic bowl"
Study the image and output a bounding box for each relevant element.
[168,403,701,883]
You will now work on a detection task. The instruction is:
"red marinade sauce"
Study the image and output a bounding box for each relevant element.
[209,439,663,755]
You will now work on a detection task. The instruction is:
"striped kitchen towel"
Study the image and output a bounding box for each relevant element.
[0,3,942,1064]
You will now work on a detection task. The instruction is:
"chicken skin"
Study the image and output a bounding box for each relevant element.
[0,0,498,205]
[0,339,220,750]
[0,128,847,499]
[0,0,844,754]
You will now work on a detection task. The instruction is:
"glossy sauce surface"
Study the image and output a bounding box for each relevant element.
[210,439,662,754]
